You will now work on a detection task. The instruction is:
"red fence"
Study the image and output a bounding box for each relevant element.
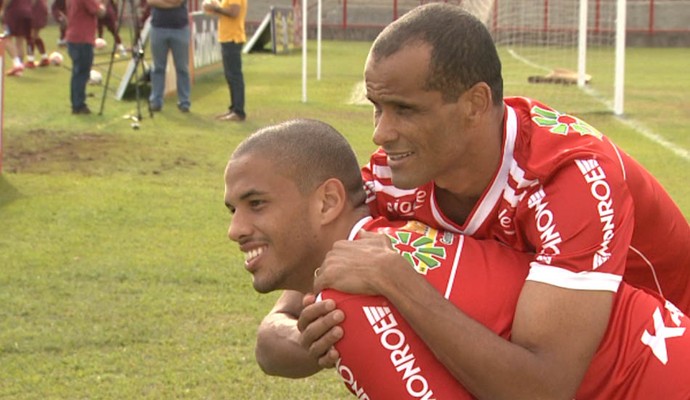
[288,0,690,34]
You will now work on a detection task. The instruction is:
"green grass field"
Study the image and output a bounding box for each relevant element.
[1,26,688,399]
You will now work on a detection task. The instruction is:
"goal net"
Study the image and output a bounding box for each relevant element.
[450,0,624,116]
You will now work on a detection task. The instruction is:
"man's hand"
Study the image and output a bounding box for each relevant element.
[297,293,344,369]
[313,230,408,295]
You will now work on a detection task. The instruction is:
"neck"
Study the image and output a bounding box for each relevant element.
[304,205,371,293]
[436,103,505,225]
[338,205,372,239]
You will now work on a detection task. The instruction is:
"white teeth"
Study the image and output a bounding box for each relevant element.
[244,247,265,263]
[389,152,413,161]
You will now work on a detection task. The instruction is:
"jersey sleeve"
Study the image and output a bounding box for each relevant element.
[520,155,634,292]
[362,148,396,219]
[320,290,474,400]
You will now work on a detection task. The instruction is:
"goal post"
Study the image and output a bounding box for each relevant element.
[461,0,626,116]
[300,0,323,103]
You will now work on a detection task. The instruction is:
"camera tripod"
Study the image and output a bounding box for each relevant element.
[98,0,152,128]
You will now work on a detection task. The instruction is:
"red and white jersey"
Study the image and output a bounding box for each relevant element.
[321,217,690,399]
[362,96,690,313]
[322,216,529,399]
[578,284,690,399]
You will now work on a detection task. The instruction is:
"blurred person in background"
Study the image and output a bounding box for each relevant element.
[51,0,67,47]
[26,0,49,68]
[97,0,128,57]
[1,0,32,76]
[147,0,190,113]
[204,0,246,122]
[65,0,106,114]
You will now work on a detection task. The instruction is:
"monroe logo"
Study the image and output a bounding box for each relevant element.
[336,358,370,399]
[575,159,615,269]
[363,306,436,399]
[527,188,562,263]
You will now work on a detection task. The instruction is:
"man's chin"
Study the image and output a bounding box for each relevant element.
[252,278,275,294]
[391,176,424,190]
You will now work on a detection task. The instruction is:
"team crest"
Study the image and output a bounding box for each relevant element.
[531,105,603,139]
[385,228,447,275]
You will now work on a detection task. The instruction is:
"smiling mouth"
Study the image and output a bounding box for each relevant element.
[244,246,266,266]
[387,151,414,162]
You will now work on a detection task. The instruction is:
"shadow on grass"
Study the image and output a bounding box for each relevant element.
[0,174,22,209]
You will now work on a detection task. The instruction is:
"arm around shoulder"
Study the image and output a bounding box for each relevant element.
[387,276,613,400]
[315,233,614,399]
[255,291,323,378]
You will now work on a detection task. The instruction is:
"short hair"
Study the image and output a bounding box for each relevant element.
[231,119,366,207]
[371,3,503,104]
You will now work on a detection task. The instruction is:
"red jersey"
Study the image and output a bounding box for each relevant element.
[3,0,33,38]
[322,217,528,399]
[362,96,690,313]
[3,0,32,19]
[321,217,690,399]
[32,0,48,29]
[65,0,103,44]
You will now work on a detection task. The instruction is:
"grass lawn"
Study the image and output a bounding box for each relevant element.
[1,25,688,399]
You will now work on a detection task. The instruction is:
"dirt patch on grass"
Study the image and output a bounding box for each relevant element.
[4,129,118,175]
[4,129,205,176]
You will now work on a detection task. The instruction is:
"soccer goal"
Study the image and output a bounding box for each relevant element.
[455,0,626,116]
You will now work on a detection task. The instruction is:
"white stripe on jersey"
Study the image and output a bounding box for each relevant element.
[511,163,538,190]
[443,235,465,299]
[527,262,622,292]
[373,181,417,198]
[370,164,417,198]
[348,217,373,240]
[461,106,519,235]
[372,164,393,179]
[430,189,464,233]
[503,164,539,208]
[607,139,628,181]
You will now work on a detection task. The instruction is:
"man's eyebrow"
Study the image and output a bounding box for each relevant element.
[225,189,265,209]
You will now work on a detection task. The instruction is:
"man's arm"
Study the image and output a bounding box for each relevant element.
[312,231,613,400]
[203,0,240,18]
[255,290,343,378]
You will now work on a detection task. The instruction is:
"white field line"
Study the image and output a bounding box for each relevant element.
[615,117,690,162]
[507,48,690,163]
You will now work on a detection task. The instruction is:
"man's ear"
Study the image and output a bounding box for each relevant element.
[462,82,493,121]
[315,178,347,226]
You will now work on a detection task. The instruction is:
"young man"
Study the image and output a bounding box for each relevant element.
[65,0,106,114]
[204,0,246,122]
[290,4,690,398]
[226,119,690,399]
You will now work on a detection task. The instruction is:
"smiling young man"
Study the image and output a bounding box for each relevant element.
[226,119,690,400]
